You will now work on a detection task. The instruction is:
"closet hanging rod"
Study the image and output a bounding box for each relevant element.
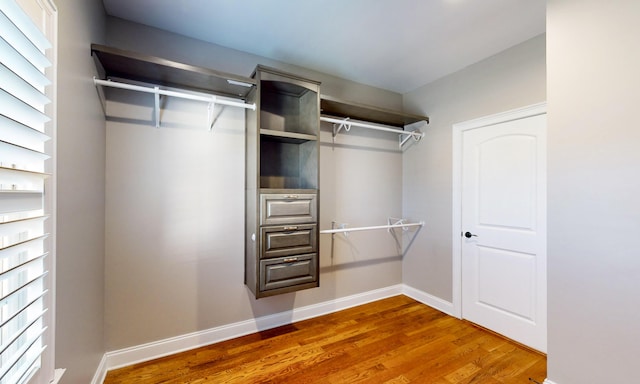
[93,77,256,110]
[320,116,424,148]
[319,221,423,235]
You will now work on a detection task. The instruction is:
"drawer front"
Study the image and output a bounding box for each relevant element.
[260,254,317,291]
[261,224,317,258]
[260,193,317,225]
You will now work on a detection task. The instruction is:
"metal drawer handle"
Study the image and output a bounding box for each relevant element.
[283,226,298,231]
[284,195,299,199]
[283,257,298,263]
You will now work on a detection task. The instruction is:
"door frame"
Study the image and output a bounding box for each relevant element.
[451,102,547,318]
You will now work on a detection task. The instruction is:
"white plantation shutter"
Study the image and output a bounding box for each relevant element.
[0,1,56,383]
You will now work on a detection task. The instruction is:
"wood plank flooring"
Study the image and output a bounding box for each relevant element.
[104,295,546,383]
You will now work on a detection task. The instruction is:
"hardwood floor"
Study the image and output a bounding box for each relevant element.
[104,295,546,383]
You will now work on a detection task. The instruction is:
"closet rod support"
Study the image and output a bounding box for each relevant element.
[154,87,160,128]
[207,101,216,131]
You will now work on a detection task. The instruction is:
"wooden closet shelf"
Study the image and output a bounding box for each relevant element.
[320,95,429,128]
[91,44,256,99]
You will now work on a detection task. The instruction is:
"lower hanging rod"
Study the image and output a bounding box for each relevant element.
[93,77,256,110]
[320,222,424,234]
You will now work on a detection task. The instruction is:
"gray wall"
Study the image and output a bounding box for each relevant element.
[105,17,402,111]
[401,35,546,302]
[103,19,407,350]
[547,1,640,382]
[55,0,106,382]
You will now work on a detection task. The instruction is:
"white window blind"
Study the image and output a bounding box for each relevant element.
[0,1,56,383]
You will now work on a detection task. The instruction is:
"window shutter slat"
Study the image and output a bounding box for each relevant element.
[0,290,46,329]
[0,168,48,198]
[0,214,48,225]
[0,114,49,157]
[0,37,50,91]
[0,167,50,179]
[0,89,50,131]
[0,11,51,70]
[0,234,48,252]
[0,271,47,302]
[0,1,51,52]
[0,140,50,175]
[0,253,46,284]
[0,63,50,110]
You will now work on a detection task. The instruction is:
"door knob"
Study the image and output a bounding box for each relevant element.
[464,231,478,238]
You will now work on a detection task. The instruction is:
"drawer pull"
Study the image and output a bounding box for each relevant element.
[283,257,298,263]
[284,194,299,199]
[283,226,298,231]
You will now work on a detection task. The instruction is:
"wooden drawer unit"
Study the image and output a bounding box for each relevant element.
[260,193,317,225]
[261,224,317,258]
[246,67,321,298]
[259,253,317,292]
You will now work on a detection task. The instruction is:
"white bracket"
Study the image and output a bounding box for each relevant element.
[337,222,349,237]
[332,117,351,144]
[154,86,161,128]
[399,129,423,148]
[207,100,216,131]
[387,217,409,234]
[94,79,107,116]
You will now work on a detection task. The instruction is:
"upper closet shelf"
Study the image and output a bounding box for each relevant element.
[91,44,257,128]
[91,44,256,99]
[320,95,429,148]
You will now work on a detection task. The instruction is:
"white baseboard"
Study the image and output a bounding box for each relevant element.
[543,380,558,384]
[402,284,455,316]
[103,284,404,372]
[89,355,106,384]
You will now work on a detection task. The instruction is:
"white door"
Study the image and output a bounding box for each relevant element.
[459,110,546,352]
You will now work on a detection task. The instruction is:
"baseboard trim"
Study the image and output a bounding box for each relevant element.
[543,379,558,384]
[103,284,405,372]
[90,354,107,384]
[402,284,455,317]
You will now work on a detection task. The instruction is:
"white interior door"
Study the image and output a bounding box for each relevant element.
[459,109,547,352]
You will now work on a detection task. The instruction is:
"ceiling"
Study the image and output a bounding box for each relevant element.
[102,0,545,94]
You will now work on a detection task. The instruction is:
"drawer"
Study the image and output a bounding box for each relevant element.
[260,254,317,291]
[260,193,317,225]
[261,224,317,258]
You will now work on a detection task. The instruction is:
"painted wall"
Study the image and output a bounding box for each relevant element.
[401,35,546,302]
[546,1,640,382]
[55,0,106,382]
[103,20,406,350]
[105,17,402,111]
